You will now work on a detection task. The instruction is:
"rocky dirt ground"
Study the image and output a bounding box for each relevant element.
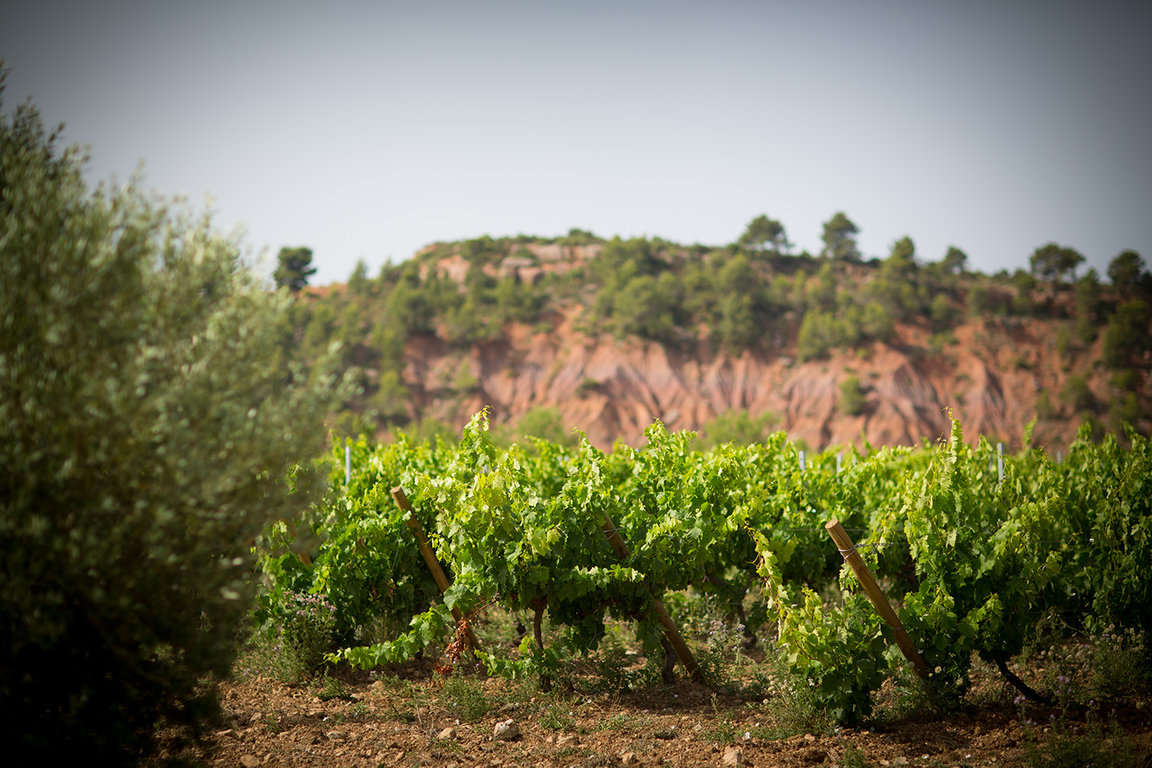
[186,659,1150,768]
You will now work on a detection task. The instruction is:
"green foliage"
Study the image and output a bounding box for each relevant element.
[796,304,880,360]
[1072,270,1103,344]
[738,214,789,253]
[258,435,451,657]
[0,82,331,762]
[697,410,777,449]
[246,591,337,683]
[929,293,957,332]
[967,285,998,316]
[1030,242,1085,284]
[274,245,318,293]
[1102,299,1151,369]
[821,211,860,262]
[1059,429,1152,645]
[347,258,371,295]
[1025,723,1143,768]
[940,246,968,274]
[1063,375,1096,413]
[860,300,895,342]
[839,375,866,416]
[754,544,889,723]
[509,406,578,448]
[900,425,1055,700]
[611,273,684,343]
[560,227,604,246]
[279,592,337,675]
[888,236,917,270]
[592,236,664,283]
[1109,392,1143,432]
[1108,249,1147,295]
[867,238,926,321]
[459,235,502,264]
[805,261,838,310]
[440,676,492,723]
[1086,626,1150,702]
[1012,270,1038,315]
[712,252,775,348]
[284,403,1152,726]
[796,310,837,360]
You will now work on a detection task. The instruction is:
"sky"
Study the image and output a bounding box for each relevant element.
[3,1,1150,285]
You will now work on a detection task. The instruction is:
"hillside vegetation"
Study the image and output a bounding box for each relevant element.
[282,221,1151,451]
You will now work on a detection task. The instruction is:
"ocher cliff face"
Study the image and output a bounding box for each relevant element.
[398,306,1114,452]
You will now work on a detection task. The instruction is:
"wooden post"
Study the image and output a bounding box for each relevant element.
[825,519,928,679]
[601,514,706,684]
[391,486,480,651]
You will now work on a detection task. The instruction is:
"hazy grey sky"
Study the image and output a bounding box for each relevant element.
[3,0,1150,284]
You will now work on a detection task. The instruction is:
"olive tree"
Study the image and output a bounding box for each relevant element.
[0,77,333,762]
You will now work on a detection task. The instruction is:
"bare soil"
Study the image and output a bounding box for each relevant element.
[189,663,1151,768]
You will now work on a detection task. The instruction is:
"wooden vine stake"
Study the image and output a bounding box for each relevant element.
[391,486,480,652]
[601,513,706,684]
[825,519,928,679]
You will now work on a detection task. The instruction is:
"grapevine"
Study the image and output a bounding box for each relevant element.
[258,409,1152,722]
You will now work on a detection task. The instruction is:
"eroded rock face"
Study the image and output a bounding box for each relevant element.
[398,311,1127,452]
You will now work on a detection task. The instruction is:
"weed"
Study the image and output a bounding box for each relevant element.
[702,693,738,744]
[757,667,832,739]
[872,661,938,723]
[383,700,417,724]
[279,591,337,673]
[1022,707,1147,768]
[427,734,464,758]
[440,675,490,723]
[697,618,750,688]
[594,634,633,691]
[842,745,874,768]
[261,714,282,735]
[1088,627,1150,703]
[597,712,635,732]
[315,674,352,702]
[539,704,576,732]
[241,591,337,684]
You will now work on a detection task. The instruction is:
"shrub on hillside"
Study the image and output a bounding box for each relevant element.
[0,76,333,762]
[839,375,866,416]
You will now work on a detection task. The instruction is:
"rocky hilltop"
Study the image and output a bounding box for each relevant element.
[300,235,1150,452]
